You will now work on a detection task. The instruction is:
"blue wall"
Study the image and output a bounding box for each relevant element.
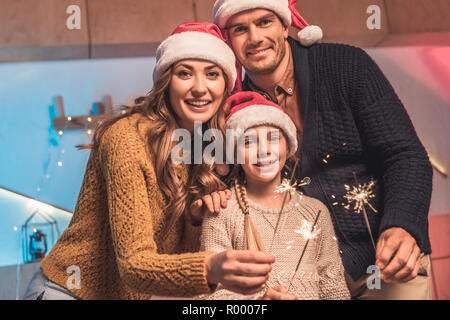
[0,57,156,266]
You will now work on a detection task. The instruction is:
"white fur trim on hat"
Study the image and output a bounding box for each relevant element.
[298,25,323,47]
[153,31,237,91]
[213,0,291,28]
[226,105,298,155]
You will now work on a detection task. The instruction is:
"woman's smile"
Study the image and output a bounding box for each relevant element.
[184,99,213,112]
[170,59,226,132]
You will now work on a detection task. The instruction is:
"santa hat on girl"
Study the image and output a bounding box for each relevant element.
[225,91,298,156]
[213,0,322,47]
[153,22,237,91]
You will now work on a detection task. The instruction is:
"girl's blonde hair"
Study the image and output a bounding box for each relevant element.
[234,175,265,251]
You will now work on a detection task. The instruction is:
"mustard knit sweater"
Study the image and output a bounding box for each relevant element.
[40,113,215,300]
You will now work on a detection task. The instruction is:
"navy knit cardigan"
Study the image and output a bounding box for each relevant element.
[241,37,433,280]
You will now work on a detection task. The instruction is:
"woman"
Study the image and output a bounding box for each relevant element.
[23,22,274,300]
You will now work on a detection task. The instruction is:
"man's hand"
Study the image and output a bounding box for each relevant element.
[190,189,232,222]
[375,227,422,283]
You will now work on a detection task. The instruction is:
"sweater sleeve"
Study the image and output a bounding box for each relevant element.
[177,216,203,253]
[353,48,433,249]
[98,119,214,297]
[315,203,351,300]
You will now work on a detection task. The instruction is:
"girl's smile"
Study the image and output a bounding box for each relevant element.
[239,125,288,185]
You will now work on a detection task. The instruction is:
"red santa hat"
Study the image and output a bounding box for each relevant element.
[225,91,298,155]
[153,22,237,91]
[213,0,322,47]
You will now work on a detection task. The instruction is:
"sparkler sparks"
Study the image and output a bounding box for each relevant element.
[285,240,294,250]
[294,219,321,240]
[343,179,378,214]
[269,160,305,253]
[287,210,322,292]
[275,179,298,196]
[274,176,311,198]
[343,173,378,249]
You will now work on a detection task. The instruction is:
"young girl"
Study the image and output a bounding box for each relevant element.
[23,23,275,300]
[198,91,351,300]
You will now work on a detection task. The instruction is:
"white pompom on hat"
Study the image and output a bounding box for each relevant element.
[153,22,237,91]
[225,91,298,156]
[213,0,322,47]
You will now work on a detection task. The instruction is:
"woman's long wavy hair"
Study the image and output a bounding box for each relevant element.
[79,66,229,232]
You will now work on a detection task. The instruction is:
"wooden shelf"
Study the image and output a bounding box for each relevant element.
[51,95,116,131]
[53,114,113,131]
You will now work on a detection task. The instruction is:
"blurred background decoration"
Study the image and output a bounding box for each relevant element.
[0,0,448,299]
[22,199,61,264]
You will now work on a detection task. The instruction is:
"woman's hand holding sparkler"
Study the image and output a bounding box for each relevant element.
[205,250,275,295]
[375,227,422,283]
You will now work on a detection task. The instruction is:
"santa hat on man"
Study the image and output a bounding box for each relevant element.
[153,22,237,91]
[225,91,298,156]
[213,0,322,47]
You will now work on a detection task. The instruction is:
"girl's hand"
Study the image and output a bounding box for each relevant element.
[190,189,232,222]
[261,286,298,300]
[205,250,275,295]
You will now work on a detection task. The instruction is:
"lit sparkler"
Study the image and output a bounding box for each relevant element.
[269,160,312,253]
[275,179,298,196]
[274,177,310,198]
[294,219,321,240]
[343,172,378,249]
[287,210,322,292]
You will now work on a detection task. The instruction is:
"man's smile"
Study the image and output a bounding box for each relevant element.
[246,46,272,59]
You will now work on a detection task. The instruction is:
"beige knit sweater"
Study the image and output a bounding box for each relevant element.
[197,189,351,300]
[40,113,215,299]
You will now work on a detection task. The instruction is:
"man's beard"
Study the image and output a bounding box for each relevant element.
[244,36,286,75]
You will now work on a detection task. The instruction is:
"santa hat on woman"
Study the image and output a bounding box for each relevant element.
[153,22,237,91]
[213,0,322,47]
[225,91,298,156]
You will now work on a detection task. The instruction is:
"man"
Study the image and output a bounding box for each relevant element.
[213,0,433,299]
